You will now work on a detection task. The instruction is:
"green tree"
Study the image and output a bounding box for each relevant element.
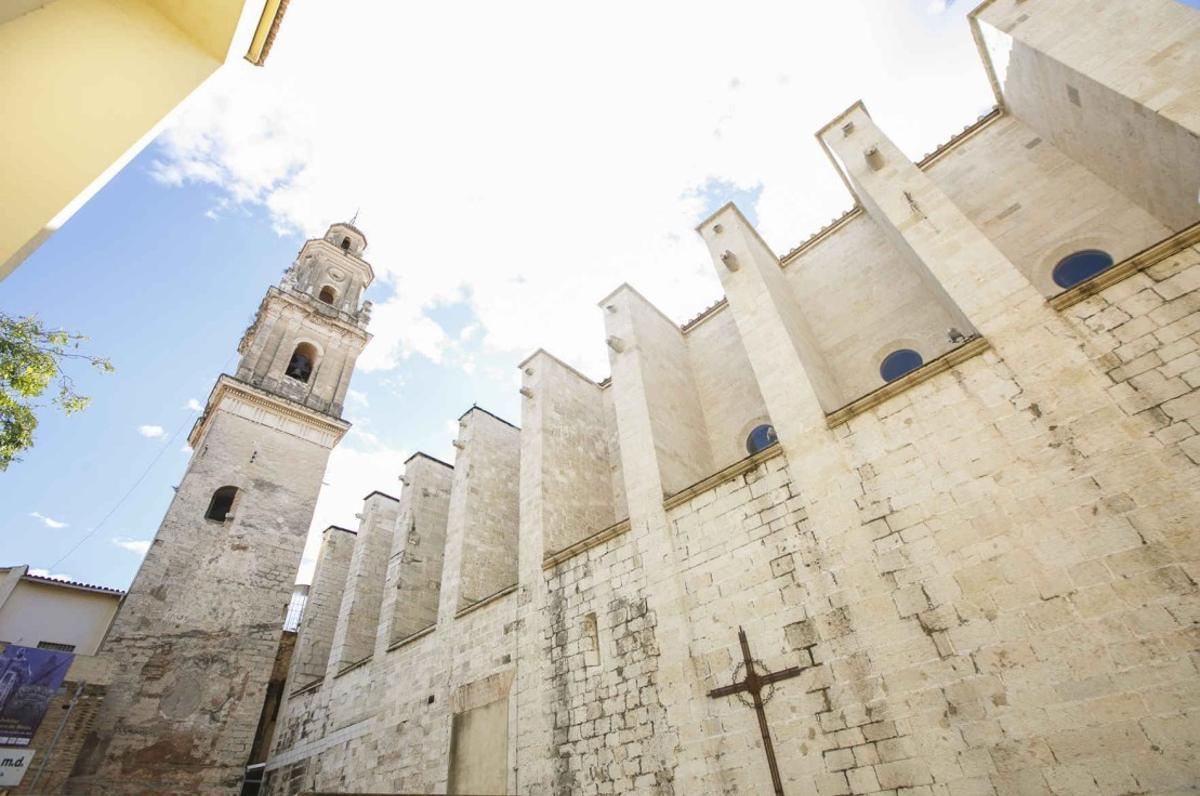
[0,313,114,471]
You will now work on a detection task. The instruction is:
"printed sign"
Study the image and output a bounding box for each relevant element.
[0,748,35,786]
[0,644,74,747]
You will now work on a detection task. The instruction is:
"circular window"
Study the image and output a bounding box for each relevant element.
[745,424,778,455]
[1052,249,1114,289]
[880,349,923,383]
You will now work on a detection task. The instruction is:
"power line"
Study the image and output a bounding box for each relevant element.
[49,353,237,570]
[49,412,194,570]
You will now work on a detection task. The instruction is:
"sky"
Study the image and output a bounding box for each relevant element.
[0,0,1010,590]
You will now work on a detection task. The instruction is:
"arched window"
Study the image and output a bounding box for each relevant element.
[205,486,238,522]
[341,237,351,251]
[285,342,318,383]
[318,286,337,304]
[880,349,923,382]
[1052,249,1114,289]
[745,424,778,455]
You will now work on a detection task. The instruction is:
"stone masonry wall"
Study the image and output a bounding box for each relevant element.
[522,351,619,556]
[287,526,355,689]
[684,305,772,471]
[538,527,676,795]
[452,409,521,609]
[925,114,1170,296]
[329,492,399,672]
[382,454,453,646]
[1064,240,1200,466]
[783,212,968,404]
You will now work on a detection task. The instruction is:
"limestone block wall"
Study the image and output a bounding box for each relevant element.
[782,212,969,403]
[535,525,676,795]
[684,305,773,469]
[602,385,629,520]
[520,350,620,557]
[1063,238,1200,465]
[381,453,453,647]
[925,114,1170,296]
[288,525,355,688]
[328,491,400,673]
[602,285,714,496]
[976,0,1200,230]
[447,408,521,610]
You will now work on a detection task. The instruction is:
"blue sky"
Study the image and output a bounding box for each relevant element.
[0,146,527,588]
[0,0,1052,588]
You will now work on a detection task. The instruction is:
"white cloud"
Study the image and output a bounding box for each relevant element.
[181,444,194,454]
[927,0,950,14]
[28,568,75,581]
[347,389,369,407]
[298,440,410,583]
[29,511,67,529]
[112,537,152,556]
[148,1,992,381]
[185,398,204,412]
[138,425,166,439]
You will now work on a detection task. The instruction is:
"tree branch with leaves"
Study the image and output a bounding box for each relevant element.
[0,313,114,471]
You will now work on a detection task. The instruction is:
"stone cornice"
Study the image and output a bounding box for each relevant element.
[825,336,992,427]
[542,517,632,570]
[189,375,351,449]
[1048,222,1200,311]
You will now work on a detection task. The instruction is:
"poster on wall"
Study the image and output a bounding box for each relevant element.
[0,644,74,747]
[0,748,35,786]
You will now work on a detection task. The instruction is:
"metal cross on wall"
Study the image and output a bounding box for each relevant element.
[707,626,806,796]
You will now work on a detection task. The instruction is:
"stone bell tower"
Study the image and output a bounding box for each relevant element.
[67,223,374,795]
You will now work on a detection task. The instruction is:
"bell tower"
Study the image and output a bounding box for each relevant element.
[67,224,374,795]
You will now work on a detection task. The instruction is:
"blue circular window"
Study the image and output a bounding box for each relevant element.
[746,424,778,455]
[880,349,923,383]
[1052,249,1114,289]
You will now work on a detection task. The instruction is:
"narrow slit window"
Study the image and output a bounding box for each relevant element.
[880,349,923,382]
[206,486,238,522]
[286,342,318,383]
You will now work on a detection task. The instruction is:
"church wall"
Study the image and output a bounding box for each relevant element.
[254,7,1200,795]
[328,492,399,673]
[603,285,714,495]
[520,350,620,557]
[535,524,677,795]
[380,454,453,647]
[287,525,355,689]
[684,305,773,470]
[449,408,521,610]
[646,343,1199,794]
[976,0,1200,231]
[782,213,968,404]
[924,114,1170,296]
[1062,240,1200,466]
[602,384,630,521]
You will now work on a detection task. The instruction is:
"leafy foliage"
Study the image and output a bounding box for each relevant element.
[0,313,113,471]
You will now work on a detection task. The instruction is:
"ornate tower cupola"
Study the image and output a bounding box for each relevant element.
[235,222,375,417]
